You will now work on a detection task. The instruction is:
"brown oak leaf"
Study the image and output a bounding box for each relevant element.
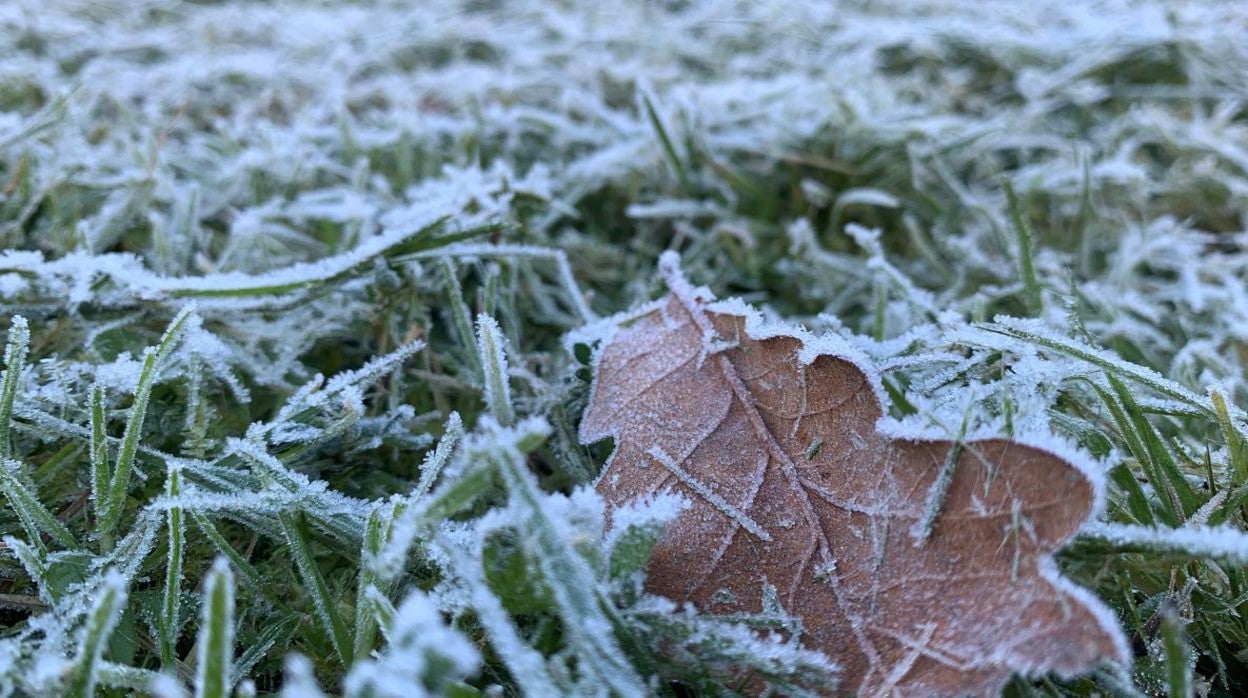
[580,253,1129,696]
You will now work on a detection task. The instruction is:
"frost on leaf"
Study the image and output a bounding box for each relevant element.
[580,254,1129,696]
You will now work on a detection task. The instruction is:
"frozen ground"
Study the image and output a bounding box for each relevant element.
[1,0,1247,695]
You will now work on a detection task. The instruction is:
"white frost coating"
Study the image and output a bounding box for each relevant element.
[149,673,189,698]
[83,354,146,394]
[603,491,690,543]
[432,530,560,697]
[647,446,770,542]
[342,588,480,698]
[475,315,514,425]
[229,438,369,518]
[472,417,648,695]
[989,316,1248,427]
[628,594,839,683]
[279,655,327,698]
[1084,521,1248,565]
[0,273,27,298]
[411,411,464,501]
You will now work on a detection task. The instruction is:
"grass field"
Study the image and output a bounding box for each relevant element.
[2,0,1248,695]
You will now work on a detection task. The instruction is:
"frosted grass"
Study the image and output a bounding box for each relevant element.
[1,0,1247,695]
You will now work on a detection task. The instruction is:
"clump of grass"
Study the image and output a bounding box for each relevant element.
[1,0,1247,695]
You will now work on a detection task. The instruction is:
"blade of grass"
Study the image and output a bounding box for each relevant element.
[195,558,235,698]
[90,384,109,537]
[32,440,83,486]
[353,502,405,661]
[1108,375,1202,518]
[986,318,1248,440]
[97,663,167,692]
[482,421,647,695]
[1160,608,1192,698]
[69,571,128,698]
[1211,390,1247,485]
[235,616,298,683]
[160,463,185,669]
[363,586,397,641]
[1003,180,1043,315]
[1107,462,1156,526]
[280,510,353,667]
[164,219,498,299]
[0,457,77,550]
[476,314,514,426]
[189,511,291,613]
[1095,383,1180,526]
[641,90,692,193]
[413,411,463,500]
[440,259,483,382]
[0,316,30,459]
[99,309,193,545]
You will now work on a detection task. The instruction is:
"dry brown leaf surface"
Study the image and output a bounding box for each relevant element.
[581,256,1128,696]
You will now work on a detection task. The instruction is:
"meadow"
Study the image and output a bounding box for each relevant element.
[1,1,1247,695]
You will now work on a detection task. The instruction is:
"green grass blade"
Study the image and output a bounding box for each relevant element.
[440,260,482,382]
[235,616,298,684]
[0,316,30,459]
[97,662,166,692]
[1107,461,1156,526]
[363,586,397,640]
[0,457,77,549]
[987,319,1247,440]
[69,571,128,698]
[280,510,353,667]
[1160,608,1193,698]
[353,503,402,660]
[195,558,236,698]
[1108,376,1202,518]
[1003,180,1043,315]
[189,512,291,613]
[1212,390,1248,486]
[1095,384,1178,525]
[413,411,463,500]
[160,464,185,668]
[475,315,514,426]
[484,422,647,695]
[3,536,49,600]
[641,90,692,193]
[90,384,109,531]
[99,309,193,543]
[167,219,498,299]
